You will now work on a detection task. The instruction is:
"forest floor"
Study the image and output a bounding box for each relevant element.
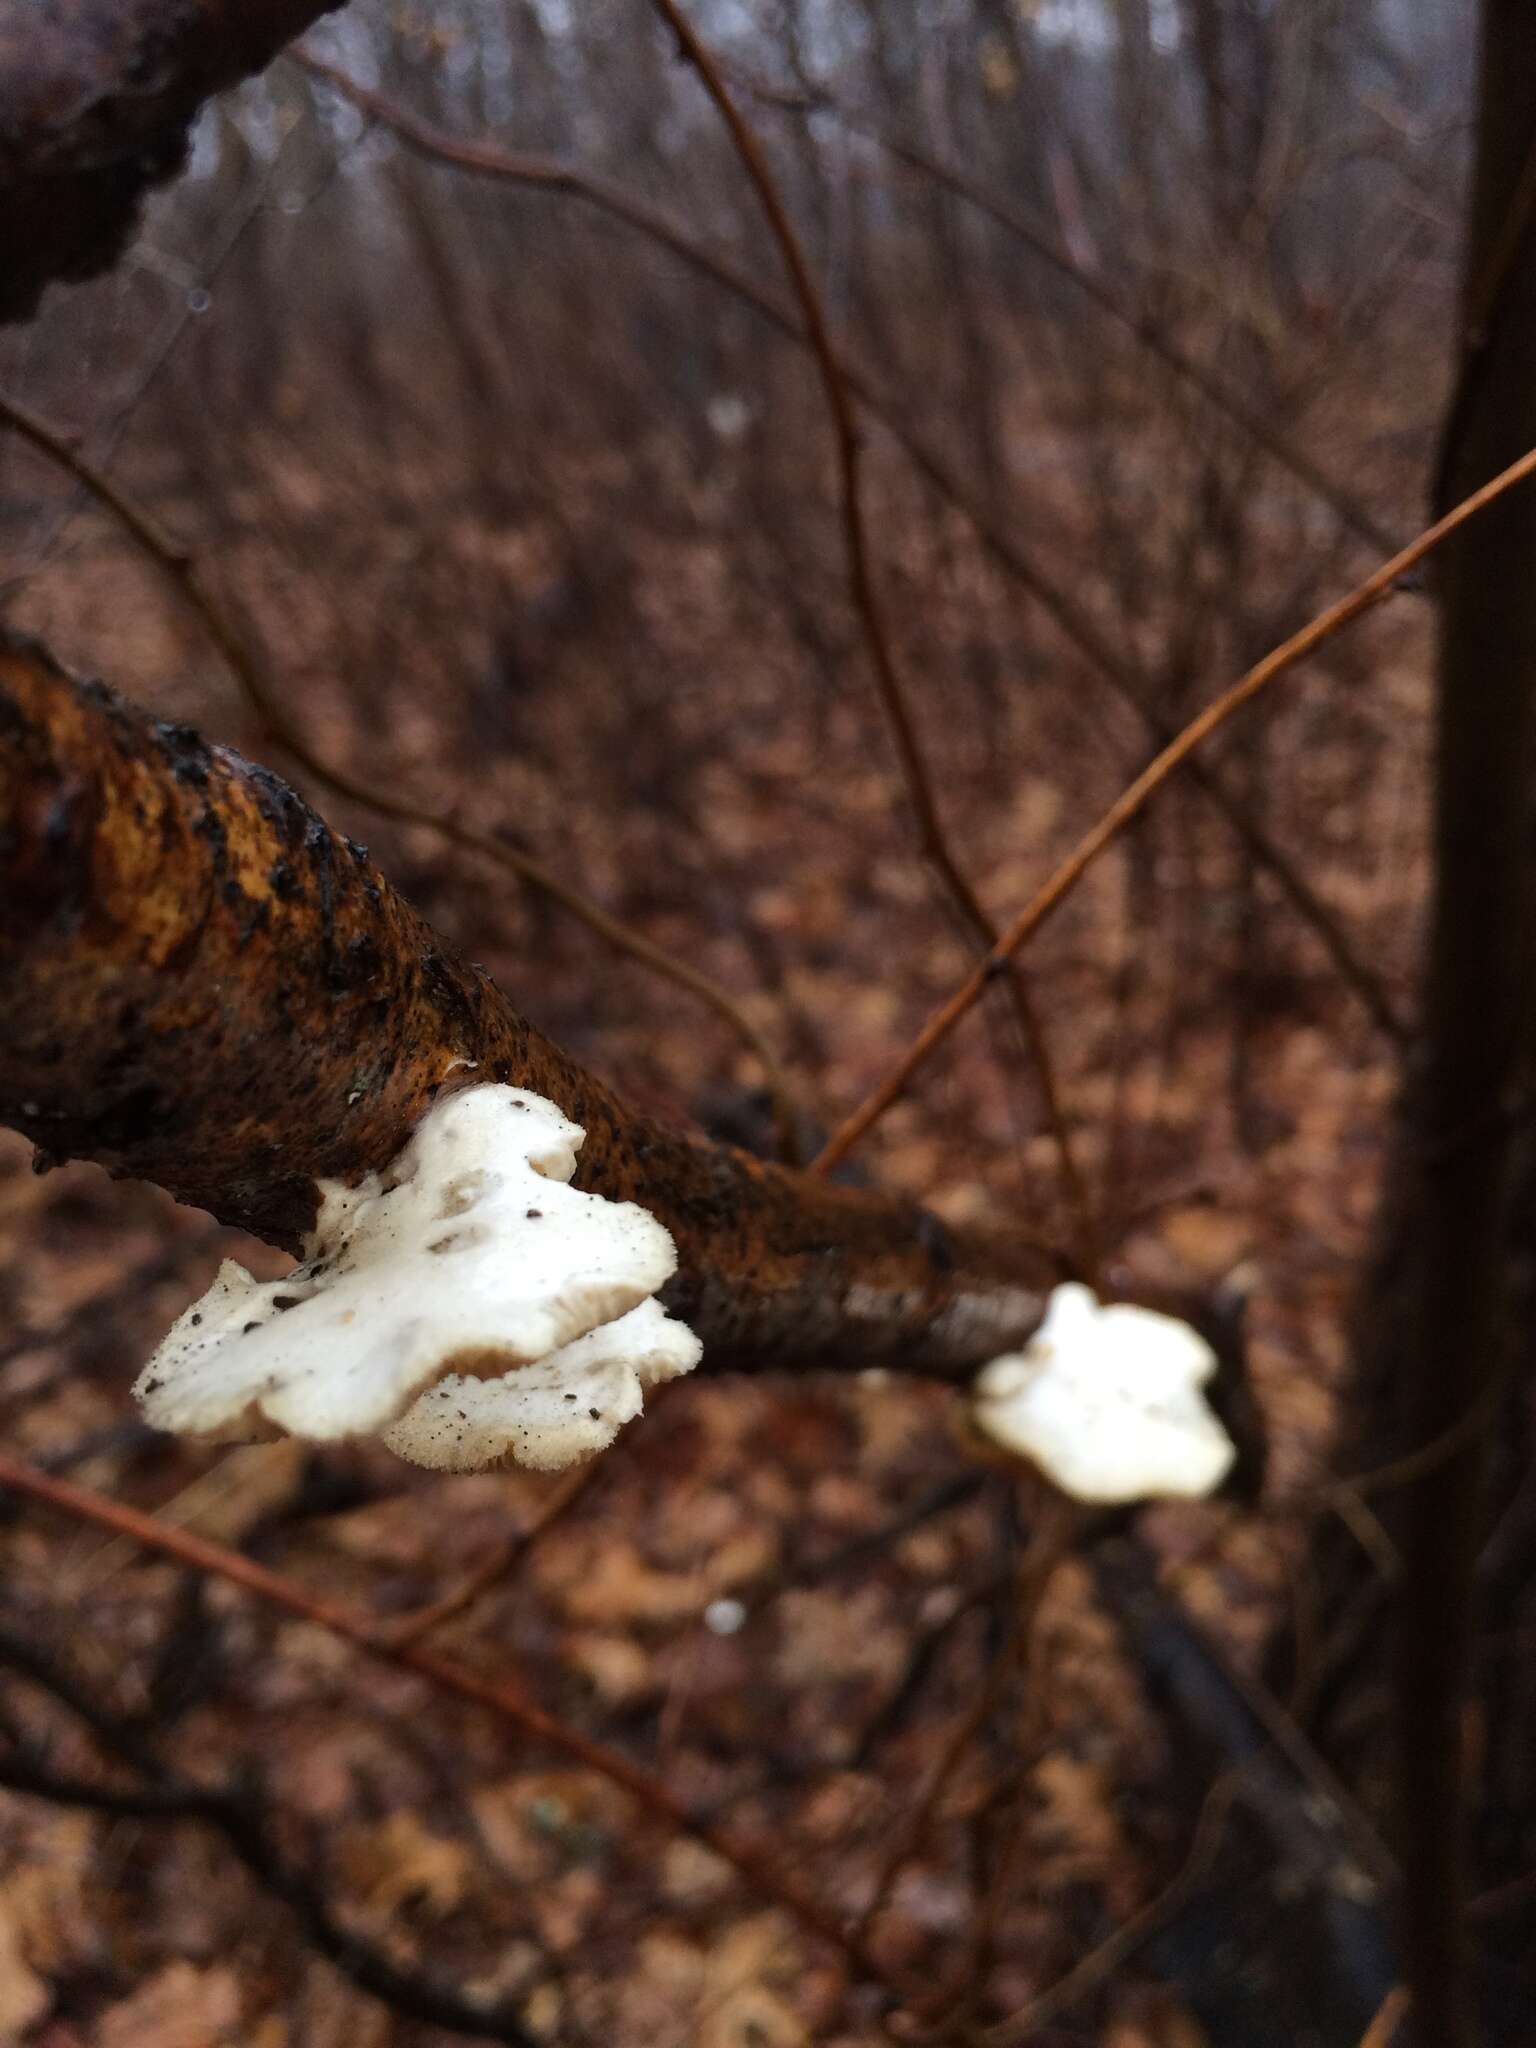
[0,364,1434,2045]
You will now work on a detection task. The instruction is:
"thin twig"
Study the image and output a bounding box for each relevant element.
[0,1625,542,2044]
[731,64,1403,560]
[852,1597,1019,1950]
[0,1448,914,2013]
[385,1458,617,1650]
[914,1491,1078,2040]
[813,443,1536,1174]
[644,0,1095,1268]
[1357,1985,1411,2048]
[979,1776,1236,2046]
[735,1472,987,1624]
[288,56,1403,1049]
[850,1575,1003,1771]
[0,388,801,1156]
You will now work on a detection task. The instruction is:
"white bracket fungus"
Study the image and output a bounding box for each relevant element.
[382,1297,698,1472]
[134,1085,701,1470]
[971,1282,1235,1504]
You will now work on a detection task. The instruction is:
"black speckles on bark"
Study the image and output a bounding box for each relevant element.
[0,630,1051,1379]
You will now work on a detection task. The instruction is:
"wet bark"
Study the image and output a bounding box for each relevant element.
[0,630,1053,1379]
[0,0,343,321]
[1301,11,1536,2042]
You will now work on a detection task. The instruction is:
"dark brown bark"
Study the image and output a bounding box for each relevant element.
[0,0,343,321]
[0,630,1052,1379]
[1300,12,1536,2044]
[1392,11,1536,2041]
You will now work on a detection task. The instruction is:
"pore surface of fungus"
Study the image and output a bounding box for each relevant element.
[971,1282,1236,1504]
[383,1297,701,1471]
[134,1085,696,1465]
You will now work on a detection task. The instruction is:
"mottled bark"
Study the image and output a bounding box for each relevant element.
[0,0,343,321]
[0,631,1052,1379]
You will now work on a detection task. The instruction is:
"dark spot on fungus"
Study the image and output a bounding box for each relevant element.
[271,1294,301,1311]
[241,1321,261,1334]
[526,1207,542,1219]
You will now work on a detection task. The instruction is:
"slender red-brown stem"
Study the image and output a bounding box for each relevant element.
[813,443,1536,1175]
[0,1447,912,2009]
[979,1778,1236,2046]
[1356,1986,1411,2048]
[290,54,1404,1050]
[645,0,1095,1265]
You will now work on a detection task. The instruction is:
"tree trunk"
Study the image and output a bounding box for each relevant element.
[1304,11,1536,2042]
[0,629,1054,1380]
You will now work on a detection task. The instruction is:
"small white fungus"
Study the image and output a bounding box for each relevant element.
[971,1282,1235,1505]
[134,1085,699,1468]
[382,1297,700,1471]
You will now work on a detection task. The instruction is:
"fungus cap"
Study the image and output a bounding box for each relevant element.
[383,1296,701,1471]
[134,1085,691,1460]
[971,1282,1235,1504]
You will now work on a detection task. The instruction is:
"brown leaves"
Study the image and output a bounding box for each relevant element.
[336,1812,473,1921]
[96,1965,242,2048]
[0,1896,50,2041]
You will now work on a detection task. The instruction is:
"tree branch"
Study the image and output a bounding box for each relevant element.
[0,384,803,1158]
[813,443,1536,1174]
[0,628,1050,1379]
[0,1622,543,2044]
[291,52,1405,1048]
[647,0,1097,1271]
[0,1448,917,2011]
[728,62,1404,561]
[0,0,346,321]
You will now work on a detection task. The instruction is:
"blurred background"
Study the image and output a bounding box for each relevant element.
[0,3,1489,2043]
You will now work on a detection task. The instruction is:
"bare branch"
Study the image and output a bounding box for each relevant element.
[0,0,346,321]
[0,386,803,1161]
[291,54,1405,1050]
[729,63,1404,559]
[645,0,1095,1269]
[0,630,1049,1378]
[814,445,1536,1173]
[981,1777,1236,2046]
[1357,1987,1411,2048]
[0,1448,919,2013]
[0,1623,542,2043]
